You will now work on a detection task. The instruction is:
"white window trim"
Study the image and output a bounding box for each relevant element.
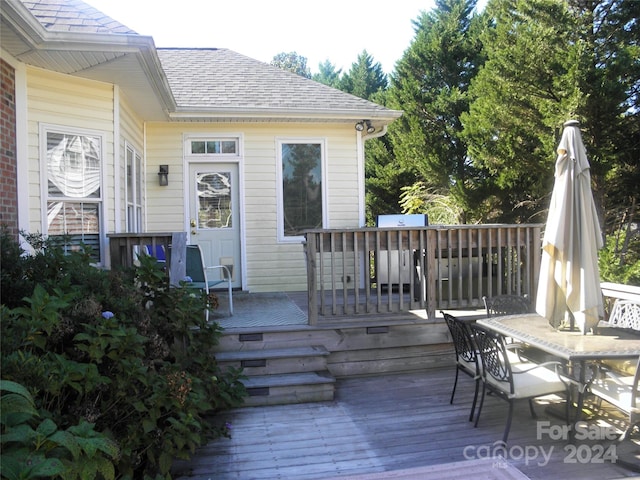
[39,123,106,263]
[275,138,328,244]
[124,142,143,233]
[184,135,242,158]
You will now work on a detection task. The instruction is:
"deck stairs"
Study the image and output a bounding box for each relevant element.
[215,340,335,406]
[213,316,471,407]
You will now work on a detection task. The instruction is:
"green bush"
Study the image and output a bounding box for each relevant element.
[1,231,246,478]
[599,229,640,286]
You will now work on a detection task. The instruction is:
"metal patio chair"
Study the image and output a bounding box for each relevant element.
[588,356,640,440]
[185,244,233,317]
[483,294,531,318]
[471,323,570,444]
[443,312,481,422]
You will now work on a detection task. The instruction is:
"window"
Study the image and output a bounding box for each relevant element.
[190,139,237,155]
[44,128,103,261]
[277,140,326,240]
[125,144,143,232]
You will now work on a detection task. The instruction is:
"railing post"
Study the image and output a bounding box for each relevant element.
[305,233,318,325]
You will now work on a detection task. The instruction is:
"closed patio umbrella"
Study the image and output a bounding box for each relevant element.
[535,120,604,334]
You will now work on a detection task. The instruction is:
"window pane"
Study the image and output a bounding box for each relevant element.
[221,141,237,154]
[282,143,322,236]
[47,133,101,198]
[196,172,232,229]
[135,153,142,204]
[47,201,100,261]
[206,141,220,153]
[191,141,205,154]
[126,147,133,203]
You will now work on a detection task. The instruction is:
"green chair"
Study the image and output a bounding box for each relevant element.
[185,244,233,317]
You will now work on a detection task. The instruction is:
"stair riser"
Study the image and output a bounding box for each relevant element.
[242,383,335,406]
[220,356,328,376]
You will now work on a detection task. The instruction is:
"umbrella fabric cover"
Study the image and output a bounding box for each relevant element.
[536,120,604,333]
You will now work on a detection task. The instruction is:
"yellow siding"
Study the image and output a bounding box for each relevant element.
[116,96,145,232]
[24,67,362,292]
[146,122,361,292]
[25,67,115,243]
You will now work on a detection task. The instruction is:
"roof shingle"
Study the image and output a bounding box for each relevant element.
[157,48,394,116]
[21,0,136,34]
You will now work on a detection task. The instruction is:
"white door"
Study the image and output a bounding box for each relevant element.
[188,163,241,288]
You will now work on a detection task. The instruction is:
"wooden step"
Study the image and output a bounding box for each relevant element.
[241,371,336,406]
[216,345,329,375]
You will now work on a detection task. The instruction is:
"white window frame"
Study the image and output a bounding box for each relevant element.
[125,142,143,233]
[40,124,106,263]
[276,138,328,243]
[186,137,240,157]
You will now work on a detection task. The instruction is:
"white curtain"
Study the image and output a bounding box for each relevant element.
[47,134,100,198]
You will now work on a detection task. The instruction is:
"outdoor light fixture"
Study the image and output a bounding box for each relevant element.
[365,121,375,134]
[158,165,169,186]
[355,120,376,134]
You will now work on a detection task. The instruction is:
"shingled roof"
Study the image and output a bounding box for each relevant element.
[157,48,398,120]
[21,0,135,34]
[10,0,401,123]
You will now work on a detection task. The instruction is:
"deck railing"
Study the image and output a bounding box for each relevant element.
[304,224,543,324]
[107,232,187,285]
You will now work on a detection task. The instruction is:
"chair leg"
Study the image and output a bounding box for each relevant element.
[469,378,480,422]
[450,367,460,404]
[528,398,538,419]
[503,401,514,444]
[474,383,487,428]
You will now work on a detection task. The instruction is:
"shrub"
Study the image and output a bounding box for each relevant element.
[0,231,246,478]
[599,228,640,286]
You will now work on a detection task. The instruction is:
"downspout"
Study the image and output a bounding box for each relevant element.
[363,125,388,141]
[357,125,388,225]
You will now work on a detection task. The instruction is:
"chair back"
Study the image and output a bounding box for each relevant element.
[607,300,640,330]
[471,324,514,394]
[185,245,207,284]
[483,295,531,317]
[443,313,477,365]
[145,244,166,261]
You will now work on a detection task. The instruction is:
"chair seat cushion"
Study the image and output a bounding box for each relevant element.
[590,376,639,414]
[486,362,567,399]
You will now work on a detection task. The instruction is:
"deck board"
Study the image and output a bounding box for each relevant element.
[173,368,640,479]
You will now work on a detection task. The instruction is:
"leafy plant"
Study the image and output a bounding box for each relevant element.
[0,379,119,480]
[1,230,246,478]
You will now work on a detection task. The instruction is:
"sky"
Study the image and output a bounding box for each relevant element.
[85,0,444,75]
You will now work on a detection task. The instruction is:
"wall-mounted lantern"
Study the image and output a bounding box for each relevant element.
[158,165,169,186]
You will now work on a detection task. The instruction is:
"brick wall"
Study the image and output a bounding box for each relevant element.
[0,58,18,239]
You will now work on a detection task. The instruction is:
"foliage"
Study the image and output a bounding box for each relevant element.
[399,182,465,224]
[462,0,640,225]
[387,0,485,222]
[270,51,311,78]
[0,231,246,478]
[338,51,388,99]
[1,379,119,480]
[312,60,342,88]
[599,228,640,286]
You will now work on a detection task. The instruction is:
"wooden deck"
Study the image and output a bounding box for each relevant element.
[173,368,640,480]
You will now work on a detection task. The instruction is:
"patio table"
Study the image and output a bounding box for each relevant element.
[477,313,640,364]
[477,313,640,470]
[476,313,640,425]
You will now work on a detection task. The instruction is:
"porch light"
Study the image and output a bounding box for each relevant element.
[365,120,375,134]
[355,121,365,131]
[158,165,169,186]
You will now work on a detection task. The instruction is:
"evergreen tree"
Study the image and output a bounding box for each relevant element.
[339,50,388,98]
[462,0,639,225]
[312,60,342,88]
[387,0,485,223]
